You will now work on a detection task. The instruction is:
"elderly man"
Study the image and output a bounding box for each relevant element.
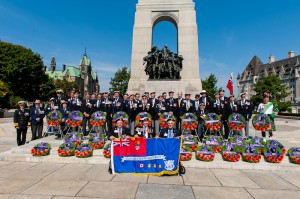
[109,118,131,140]
[14,101,30,146]
[30,100,45,140]
[159,119,181,138]
[134,117,154,138]
[237,93,252,139]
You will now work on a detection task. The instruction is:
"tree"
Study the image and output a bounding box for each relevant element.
[109,67,130,95]
[251,75,290,111]
[52,77,79,99]
[0,41,52,102]
[201,74,219,98]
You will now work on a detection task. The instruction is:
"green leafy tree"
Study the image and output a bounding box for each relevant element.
[201,74,219,98]
[0,41,52,102]
[109,67,130,95]
[251,75,290,111]
[52,77,79,99]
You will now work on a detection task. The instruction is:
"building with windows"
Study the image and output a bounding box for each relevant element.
[45,51,99,95]
[237,51,300,113]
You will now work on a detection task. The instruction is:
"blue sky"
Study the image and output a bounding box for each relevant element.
[1,0,300,94]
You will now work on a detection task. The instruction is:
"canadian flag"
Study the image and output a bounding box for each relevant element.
[226,73,234,95]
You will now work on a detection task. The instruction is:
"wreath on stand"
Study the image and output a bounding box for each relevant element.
[90,111,106,127]
[204,136,223,153]
[228,113,246,131]
[46,110,63,126]
[135,112,152,127]
[66,111,83,127]
[31,142,51,156]
[159,112,176,128]
[58,143,76,157]
[252,114,271,131]
[195,145,215,162]
[287,147,300,164]
[204,113,221,131]
[182,113,198,130]
[113,111,129,126]
[88,132,105,149]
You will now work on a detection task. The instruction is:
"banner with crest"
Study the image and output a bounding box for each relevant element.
[111,138,181,176]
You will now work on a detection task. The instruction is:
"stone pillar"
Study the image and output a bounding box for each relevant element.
[128,0,202,97]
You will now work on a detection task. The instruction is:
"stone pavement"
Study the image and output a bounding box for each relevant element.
[0,117,299,198]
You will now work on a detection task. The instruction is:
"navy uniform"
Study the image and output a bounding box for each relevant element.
[223,95,238,139]
[165,91,179,117]
[196,103,209,142]
[81,102,94,135]
[109,119,131,139]
[180,94,195,116]
[138,95,151,114]
[199,90,212,111]
[126,98,139,135]
[59,100,73,134]
[14,101,30,146]
[30,100,45,140]
[99,93,113,133]
[55,89,65,107]
[134,118,155,138]
[45,98,58,115]
[111,96,124,115]
[237,93,252,138]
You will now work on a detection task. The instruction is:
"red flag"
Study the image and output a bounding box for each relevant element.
[226,73,233,95]
[113,138,146,156]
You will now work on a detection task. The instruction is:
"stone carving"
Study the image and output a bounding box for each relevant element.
[143,45,183,80]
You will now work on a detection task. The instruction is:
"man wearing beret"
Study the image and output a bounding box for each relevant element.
[180,93,195,116]
[14,101,30,146]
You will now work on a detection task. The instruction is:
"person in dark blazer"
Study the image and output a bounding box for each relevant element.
[55,89,65,107]
[99,92,113,134]
[71,92,82,111]
[237,93,252,139]
[148,92,158,131]
[159,119,181,138]
[199,90,212,111]
[212,93,226,135]
[176,92,184,130]
[180,93,195,116]
[155,95,167,134]
[14,101,30,146]
[111,91,124,115]
[30,100,45,140]
[195,103,209,142]
[166,91,179,117]
[45,98,58,115]
[109,118,131,140]
[81,102,93,136]
[138,95,151,114]
[59,100,73,134]
[223,95,238,140]
[134,117,154,138]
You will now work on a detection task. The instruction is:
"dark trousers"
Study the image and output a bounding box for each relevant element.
[223,121,229,139]
[82,117,92,136]
[106,119,112,135]
[17,128,27,146]
[31,123,43,140]
[176,118,182,132]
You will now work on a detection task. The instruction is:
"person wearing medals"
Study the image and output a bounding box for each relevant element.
[111,91,124,116]
[109,118,131,140]
[159,119,181,138]
[134,117,154,138]
[30,100,45,140]
[126,94,139,135]
[138,95,150,114]
[257,92,279,141]
[155,95,167,134]
[196,103,209,142]
[237,93,252,139]
[59,100,72,135]
[14,101,31,146]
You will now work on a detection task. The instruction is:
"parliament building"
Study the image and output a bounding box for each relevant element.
[237,51,300,113]
[45,51,99,95]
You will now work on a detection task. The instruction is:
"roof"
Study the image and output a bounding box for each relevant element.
[92,72,98,80]
[66,66,81,77]
[46,66,81,79]
[79,54,91,66]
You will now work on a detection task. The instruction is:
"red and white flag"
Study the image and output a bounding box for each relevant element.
[226,73,233,95]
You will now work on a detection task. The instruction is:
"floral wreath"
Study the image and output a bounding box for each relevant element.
[252,114,271,131]
[222,151,241,162]
[31,142,51,156]
[103,143,111,158]
[46,110,63,127]
[90,111,107,127]
[204,113,221,131]
[263,143,284,163]
[135,112,152,127]
[64,132,83,147]
[75,143,93,158]
[204,136,223,153]
[89,132,105,149]
[242,145,262,163]
[159,112,176,128]
[228,113,246,131]
[182,112,198,130]
[287,147,300,164]
[58,143,76,157]
[180,151,193,161]
[182,134,199,152]
[229,135,248,145]
[195,145,215,162]
[113,111,129,126]
[66,111,83,127]
[265,140,286,154]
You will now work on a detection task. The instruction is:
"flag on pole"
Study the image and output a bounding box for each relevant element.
[226,73,233,95]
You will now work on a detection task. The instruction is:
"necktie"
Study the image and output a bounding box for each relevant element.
[64,108,66,112]
[152,99,155,107]
[168,129,173,138]
[170,98,173,104]
[118,128,122,138]
[178,99,181,107]
[231,102,234,109]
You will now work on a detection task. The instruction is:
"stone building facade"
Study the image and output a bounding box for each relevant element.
[45,51,99,95]
[237,51,300,113]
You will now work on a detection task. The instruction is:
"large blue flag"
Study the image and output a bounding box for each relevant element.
[111,138,181,176]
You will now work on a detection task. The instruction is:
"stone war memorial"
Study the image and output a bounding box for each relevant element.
[127,0,202,96]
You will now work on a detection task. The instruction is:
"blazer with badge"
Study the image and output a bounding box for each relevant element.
[212,100,225,116]
[196,109,209,124]
[138,102,151,114]
[165,98,179,116]
[109,126,131,138]
[111,98,124,115]
[237,100,252,120]
[14,108,30,129]
[154,101,167,120]
[125,100,139,121]
[199,96,212,111]
[99,98,113,119]
[71,98,82,111]
[180,99,195,116]
[148,98,158,119]
[159,128,181,138]
[30,106,45,125]
[59,107,73,120]
[45,103,58,115]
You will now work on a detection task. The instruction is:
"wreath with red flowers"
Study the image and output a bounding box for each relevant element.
[88,132,105,149]
[135,112,152,127]
[159,112,176,128]
[204,113,221,131]
[31,142,51,156]
[204,136,223,153]
[287,147,300,164]
[46,110,63,127]
[66,111,83,127]
[64,132,83,147]
[180,152,193,161]
[222,151,241,162]
[103,143,111,158]
[195,145,215,162]
[228,113,246,131]
[182,113,198,130]
[58,143,75,157]
[113,111,129,127]
[75,143,93,158]
[252,114,271,131]
[90,111,106,127]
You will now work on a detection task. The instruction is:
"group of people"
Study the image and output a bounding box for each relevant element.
[13,88,278,146]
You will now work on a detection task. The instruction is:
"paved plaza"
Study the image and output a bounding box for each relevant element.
[0,117,299,198]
